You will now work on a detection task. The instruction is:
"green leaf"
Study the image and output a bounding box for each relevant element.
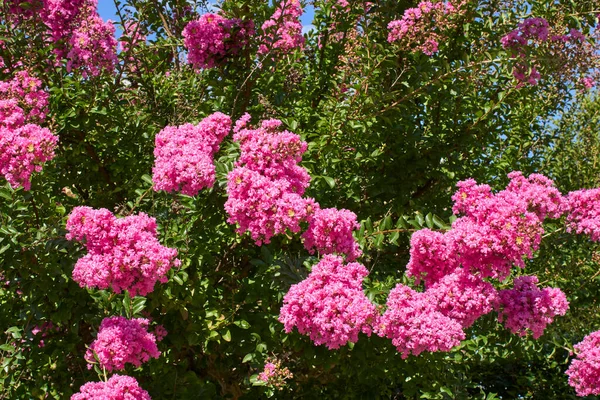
[233,320,250,329]
[222,329,232,342]
[321,176,335,188]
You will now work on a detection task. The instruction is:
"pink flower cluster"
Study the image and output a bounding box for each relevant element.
[85,317,160,371]
[66,206,181,296]
[152,112,231,196]
[302,207,362,261]
[257,357,293,389]
[407,171,564,284]
[226,114,361,258]
[279,255,378,349]
[494,275,569,339]
[225,115,314,245]
[501,18,591,86]
[566,330,600,397]
[0,70,49,126]
[564,188,600,241]
[376,283,465,358]
[43,0,92,47]
[71,374,151,400]
[387,1,466,56]
[183,13,254,69]
[0,124,58,190]
[11,0,117,76]
[259,0,305,54]
[66,10,118,78]
[426,269,497,328]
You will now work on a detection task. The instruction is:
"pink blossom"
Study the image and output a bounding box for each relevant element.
[406,228,459,285]
[66,12,118,77]
[566,330,600,397]
[494,275,569,339]
[376,284,465,358]
[504,171,565,219]
[564,188,600,241]
[0,124,58,190]
[226,167,316,245]
[387,1,464,56]
[257,357,293,389]
[152,112,231,196]
[85,317,160,371]
[581,77,596,90]
[71,374,151,400]
[279,255,379,349]
[302,207,362,261]
[259,0,305,54]
[0,70,49,126]
[226,114,316,245]
[66,207,181,296]
[425,269,497,328]
[183,13,254,69]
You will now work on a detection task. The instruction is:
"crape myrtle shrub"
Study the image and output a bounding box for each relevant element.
[1,0,600,398]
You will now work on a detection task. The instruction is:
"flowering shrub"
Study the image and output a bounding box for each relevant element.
[85,317,160,371]
[66,207,180,296]
[2,0,600,398]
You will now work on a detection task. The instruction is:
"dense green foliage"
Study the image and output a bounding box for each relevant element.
[1,0,600,398]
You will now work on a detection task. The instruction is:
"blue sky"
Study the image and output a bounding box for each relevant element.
[97,1,316,34]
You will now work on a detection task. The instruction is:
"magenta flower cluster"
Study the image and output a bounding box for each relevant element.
[494,275,569,338]
[408,171,564,284]
[302,207,362,261]
[257,357,293,389]
[387,1,466,56]
[501,17,590,86]
[0,124,58,190]
[226,114,361,259]
[426,269,497,328]
[259,0,305,54]
[85,317,160,371]
[566,330,600,397]
[66,8,118,78]
[279,255,378,349]
[564,188,600,242]
[66,206,181,296]
[9,0,117,76]
[0,70,49,127]
[0,71,56,190]
[152,112,231,196]
[376,283,465,358]
[225,114,314,245]
[183,13,254,69]
[71,374,151,400]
